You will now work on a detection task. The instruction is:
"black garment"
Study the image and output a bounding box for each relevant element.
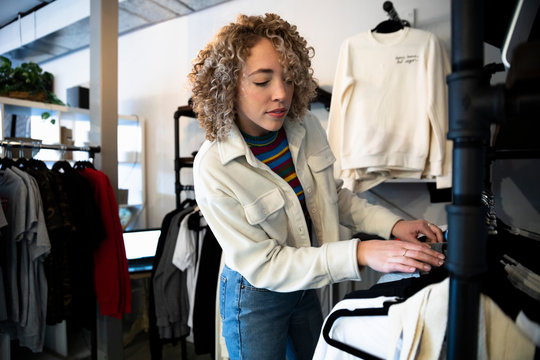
[24,164,73,325]
[192,219,222,355]
[482,220,540,324]
[53,162,105,328]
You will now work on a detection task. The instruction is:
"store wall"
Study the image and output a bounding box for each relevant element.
[40,0,538,236]
[40,0,451,228]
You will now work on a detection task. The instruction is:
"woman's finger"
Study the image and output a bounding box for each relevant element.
[424,221,444,243]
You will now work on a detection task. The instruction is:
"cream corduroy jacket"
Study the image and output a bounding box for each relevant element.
[193,112,402,292]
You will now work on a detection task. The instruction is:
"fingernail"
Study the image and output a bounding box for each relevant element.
[438,254,445,259]
[439,260,444,266]
[424,265,431,271]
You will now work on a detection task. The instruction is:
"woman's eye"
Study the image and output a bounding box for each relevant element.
[254,81,269,87]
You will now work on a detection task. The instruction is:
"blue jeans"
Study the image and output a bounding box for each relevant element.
[220,265,323,360]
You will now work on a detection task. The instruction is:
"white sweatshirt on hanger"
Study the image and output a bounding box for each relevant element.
[327,27,452,192]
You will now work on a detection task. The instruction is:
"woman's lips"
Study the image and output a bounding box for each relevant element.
[266,108,287,118]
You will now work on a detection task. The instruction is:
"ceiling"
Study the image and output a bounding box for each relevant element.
[0,0,231,64]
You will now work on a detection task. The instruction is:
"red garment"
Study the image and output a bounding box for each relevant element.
[79,167,131,318]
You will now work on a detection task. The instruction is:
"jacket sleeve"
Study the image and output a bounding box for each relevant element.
[309,111,403,240]
[335,178,403,240]
[193,148,364,293]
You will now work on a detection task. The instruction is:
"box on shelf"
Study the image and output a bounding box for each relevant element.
[66,86,89,109]
[60,126,74,160]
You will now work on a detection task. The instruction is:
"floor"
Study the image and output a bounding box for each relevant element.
[11,327,213,360]
[9,275,213,360]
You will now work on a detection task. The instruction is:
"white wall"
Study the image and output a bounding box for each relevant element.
[41,0,453,228]
[40,0,539,236]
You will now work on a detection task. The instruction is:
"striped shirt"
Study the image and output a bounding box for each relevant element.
[242,127,308,216]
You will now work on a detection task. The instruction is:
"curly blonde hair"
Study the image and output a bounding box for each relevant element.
[188,13,318,141]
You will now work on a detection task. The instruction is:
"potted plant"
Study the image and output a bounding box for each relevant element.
[1,55,64,124]
[0,55,64,105]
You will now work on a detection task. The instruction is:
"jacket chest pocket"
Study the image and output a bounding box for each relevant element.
[307,146,338,204]
[243,188,285,225]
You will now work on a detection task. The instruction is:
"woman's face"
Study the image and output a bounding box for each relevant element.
[236,37,294,137]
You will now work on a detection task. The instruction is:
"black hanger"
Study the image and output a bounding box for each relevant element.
[372,19,404,33]
[180,198,197,209]
[0,157,14,170]
[73,160,95,170]
[15,157,29,170]
[28,158,47,170]
[310,87,332,111]
[52,160,73,173]
[372,1,410,33]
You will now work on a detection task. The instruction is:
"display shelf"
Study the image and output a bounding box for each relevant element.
[385,178,436,183]
[0,95,147,227]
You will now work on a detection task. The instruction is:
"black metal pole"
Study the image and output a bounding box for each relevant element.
[446,1,490,358]
[10,114,17,137]
[174,109,181,209]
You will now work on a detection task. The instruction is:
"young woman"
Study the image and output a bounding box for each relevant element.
[189,13,445,360]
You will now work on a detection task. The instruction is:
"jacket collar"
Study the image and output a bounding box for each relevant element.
[217,117,306,166]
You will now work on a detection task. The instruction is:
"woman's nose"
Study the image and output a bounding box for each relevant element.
[272,80,287,101]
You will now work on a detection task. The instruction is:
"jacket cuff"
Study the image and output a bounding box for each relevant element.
[325,239,363,283]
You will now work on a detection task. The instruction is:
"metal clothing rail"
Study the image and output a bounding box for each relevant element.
[0,139,101,159]
[446,1,540,358]
[173,104,197,209]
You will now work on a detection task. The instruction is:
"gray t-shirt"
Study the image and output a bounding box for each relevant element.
[0,168,27,324]
[10,167,50,352]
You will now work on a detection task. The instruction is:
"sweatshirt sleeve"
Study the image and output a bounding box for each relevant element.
[425,33,452,188]
[327,37,356,179]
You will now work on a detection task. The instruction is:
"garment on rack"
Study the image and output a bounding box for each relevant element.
[22,161,75,325]
[192,224,221,355]
[148,205,191,360]
[150,203,222,356]
[327,27,451,192]
[315,277,536,360]
[79,167,131,319]
[0,167,51,352]
[172,207,222,355]
[152,205,194,340]
[14,159,105,328]
[315,219,540,359]
[172,209,206,329]
[52,161,104,328]
[482,219,540,328]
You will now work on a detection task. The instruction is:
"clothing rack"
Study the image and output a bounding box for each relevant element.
[166,103,197,360]
[173,104,197,209]
[446,1,540,358]
[0,139,102,360]
[0,139,101,159]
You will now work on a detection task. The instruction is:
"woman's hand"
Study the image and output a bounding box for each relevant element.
[391,219,444,244]
[356,239,445,274]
